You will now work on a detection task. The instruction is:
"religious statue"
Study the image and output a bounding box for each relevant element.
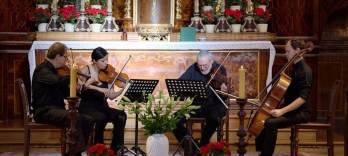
[175,0,182,19]
[124,0,132,19]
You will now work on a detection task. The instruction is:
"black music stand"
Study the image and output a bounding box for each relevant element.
[165,79,208,156]
[118,79,158,156]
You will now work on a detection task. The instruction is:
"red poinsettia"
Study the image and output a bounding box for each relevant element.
[201,10,217,24]
[29,7,51,24]
[87,143,115,156]
[224,8,242,24]
[85,7,107,24]
[254,8,271,23]
[200,140,231,156]
[58,5,80,24]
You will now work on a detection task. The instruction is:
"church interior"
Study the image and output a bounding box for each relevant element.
[0,0,347,155]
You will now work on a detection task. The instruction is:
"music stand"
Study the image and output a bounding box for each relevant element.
[119,79,159,156]
[165,79,208,156]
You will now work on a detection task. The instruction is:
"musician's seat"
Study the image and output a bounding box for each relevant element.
[290,80,344,156]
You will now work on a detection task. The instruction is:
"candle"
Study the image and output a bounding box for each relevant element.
[81,0,85,12]
[239,65,246,99]
[194,0,199,13]
[107,0,112,13]
[70,64,77,97]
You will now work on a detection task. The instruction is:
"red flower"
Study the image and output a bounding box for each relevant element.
[87,143,114,156]
[200,140,231,156]
[58,5,79,23]
[30,8,51,24]
[254,8,271,23]
[85,7,107,24]
[224,9,243,24]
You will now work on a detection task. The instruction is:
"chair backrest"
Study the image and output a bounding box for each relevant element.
[327,80,344,125]
[15,78,31,122]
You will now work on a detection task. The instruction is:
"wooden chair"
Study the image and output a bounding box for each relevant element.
[345,88,348,156]
[16,78,66,156]
[290,80,344,156]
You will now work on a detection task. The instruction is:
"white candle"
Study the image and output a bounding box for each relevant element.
[70,64,77,97]
[108,0,112,12]
[239,65,246,99]
[194,0,199,13]
[81,0,85,12]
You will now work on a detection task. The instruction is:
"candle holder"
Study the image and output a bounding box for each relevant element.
[75,12,91,32]
[241,15,257,32]
[66,96,79,156]
[215,16,231,32]
[47,11,64,31]
[101,12,119,32]
[188,16,204,33]
[236,98,247,156]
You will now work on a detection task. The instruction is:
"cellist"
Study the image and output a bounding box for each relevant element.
[255,40,313,156]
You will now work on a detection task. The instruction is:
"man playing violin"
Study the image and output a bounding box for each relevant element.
[255,40,313,156]
[172,50,229,152]
[78,47,127,153]
[32,42,94,155]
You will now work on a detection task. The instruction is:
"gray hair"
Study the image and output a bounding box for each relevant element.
[197,50,213,60]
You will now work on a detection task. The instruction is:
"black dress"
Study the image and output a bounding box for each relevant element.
[79,67,127,151]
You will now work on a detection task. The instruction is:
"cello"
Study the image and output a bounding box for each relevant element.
[248,41,314,136]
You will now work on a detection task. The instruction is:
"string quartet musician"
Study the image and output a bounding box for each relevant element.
[32,42,94,155]
[172,50,230,154]
[255,40,313,156]
[78,47,127,153]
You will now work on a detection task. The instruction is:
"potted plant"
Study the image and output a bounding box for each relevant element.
[85,6,107,32]
[226,0,241,10]
[225,8,242,32]
[87,143,115,156]
[120,91,199,156]
[89,0,107,9]
[36,0,52,9]
[201,9,217,33]
[254,0,271,10]
[30,7,52,32]
[254,7,271,32]
[58,5,79,32]
[200,140,231,156]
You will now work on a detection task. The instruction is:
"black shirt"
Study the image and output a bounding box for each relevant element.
[32,60,70,110]
[283,59,313,113]
[179,62,227,110]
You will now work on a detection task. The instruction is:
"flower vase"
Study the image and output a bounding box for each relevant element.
[38,23,48,32]
[257,23,268,32]
[146,134,169,156]
[64,23,75,32]
[205,24,215,33]
[91,23,102,32]
[230,24,241,33]
[230,5,241,10]
[36,4,49,9]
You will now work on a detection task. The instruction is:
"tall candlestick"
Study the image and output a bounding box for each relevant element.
[81,0,85,12]
[239,65,246,99]
[107,0,112,12]
[194,0,199,13]
[70,64,77,97]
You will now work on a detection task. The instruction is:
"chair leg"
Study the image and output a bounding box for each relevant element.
[290,126,295,156]
[294,127,299,156]
[61,129,67,156]
[24,128,30,156]
[217,120,222,141]
[327,129,334,156]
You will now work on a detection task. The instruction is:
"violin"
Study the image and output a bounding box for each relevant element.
[99,64,129,88]
[208,67,233,94]
[56,65,91,78]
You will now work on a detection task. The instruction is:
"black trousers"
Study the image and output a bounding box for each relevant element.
[172,105,226,147]
[79,106,127,151]
[255,110,310,156]
[34,106,94,153]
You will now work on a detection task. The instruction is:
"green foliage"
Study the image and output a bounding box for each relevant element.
[120,91,200,135]
[58,0,77,6]
[36,0,52,4]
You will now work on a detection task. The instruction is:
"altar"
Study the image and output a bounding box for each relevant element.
[29,41,275,98]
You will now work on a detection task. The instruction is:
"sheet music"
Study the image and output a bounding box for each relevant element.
[115,82,132,105]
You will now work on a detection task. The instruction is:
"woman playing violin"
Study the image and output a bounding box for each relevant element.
[255,40,313,156]
[78,47,127,152]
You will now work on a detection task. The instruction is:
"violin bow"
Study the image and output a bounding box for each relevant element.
[108,55,132,91]
[206,50,232,87]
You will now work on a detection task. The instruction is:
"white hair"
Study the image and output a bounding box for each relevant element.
[197,50,213,60]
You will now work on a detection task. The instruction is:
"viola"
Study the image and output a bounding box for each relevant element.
[99,64,129,88]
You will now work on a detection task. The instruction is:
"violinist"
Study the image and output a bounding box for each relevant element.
[255,40,313,156]
[172,50,229,151]
[78,47,127,152]
[32,42,94,155]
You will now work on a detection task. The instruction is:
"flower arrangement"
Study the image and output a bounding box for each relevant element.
[224,8,242,24]
[200,140,231,156]
[254,8,271,24]
[86,7,107,24]
[30,7,52,24]
[201,10,217,25]
[254,0,271,7]
[87,143,115,156]
[58,5,79,24]
[120,91,199,135]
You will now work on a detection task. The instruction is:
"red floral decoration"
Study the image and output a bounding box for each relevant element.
[200,140,231,156]
[29,8,51,24]
[254,8,271,24]
[58,5,80,24]
[87,143,115,156]
[201,10,217,24]
[224,9,242,24]
[85,7,107,24]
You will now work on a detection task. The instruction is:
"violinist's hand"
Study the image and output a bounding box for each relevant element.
[220,83,228,92]
[270,109,285,118]
[84,77,99,88]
